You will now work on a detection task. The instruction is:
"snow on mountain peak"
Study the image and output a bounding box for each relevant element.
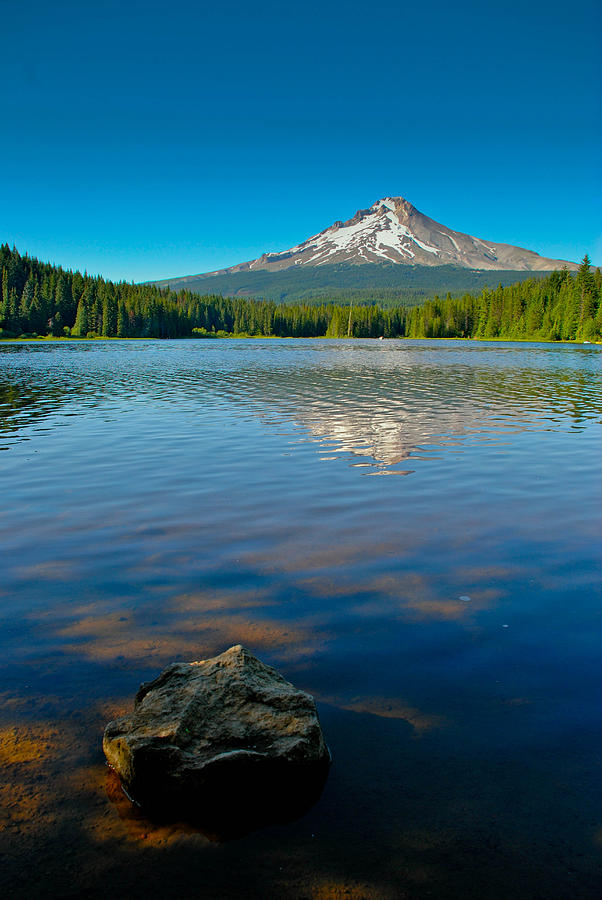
[286,196,441,266]
[196,196,580,276]
[374,197,397,211]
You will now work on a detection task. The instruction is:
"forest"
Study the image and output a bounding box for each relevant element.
[1,244,600,343]
[153,260,547,305]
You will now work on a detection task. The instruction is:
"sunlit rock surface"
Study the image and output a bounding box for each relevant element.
[103,645,330,836]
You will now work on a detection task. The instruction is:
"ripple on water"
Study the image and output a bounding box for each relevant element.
[0,338,601,899]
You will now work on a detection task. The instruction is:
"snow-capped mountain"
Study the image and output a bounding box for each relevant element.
[201,196,576,275]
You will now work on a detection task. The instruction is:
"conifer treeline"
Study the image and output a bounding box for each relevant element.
[1,244,600,342]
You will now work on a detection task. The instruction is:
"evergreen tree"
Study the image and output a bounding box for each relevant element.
[18,277,36,332]
[72,288,91,336]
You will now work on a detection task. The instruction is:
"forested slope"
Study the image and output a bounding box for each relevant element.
[152,262,550,306]
[1,245,600,342]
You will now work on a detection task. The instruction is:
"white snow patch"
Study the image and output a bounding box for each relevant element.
[472,237,497,255]
[440,230,460,252]
[374,197,397,211]
[407,234,440,255]
[386,212,439,255]
[267,201,441,264]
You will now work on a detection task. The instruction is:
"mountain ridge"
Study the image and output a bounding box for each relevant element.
[155,196,577,287]
[150,196,578,302]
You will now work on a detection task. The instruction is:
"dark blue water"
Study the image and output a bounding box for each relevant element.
[1,338,600,899]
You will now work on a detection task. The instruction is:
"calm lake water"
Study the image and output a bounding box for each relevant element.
[0,338,600,899]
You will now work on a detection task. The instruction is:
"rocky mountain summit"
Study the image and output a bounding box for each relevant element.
[198,196,577,276]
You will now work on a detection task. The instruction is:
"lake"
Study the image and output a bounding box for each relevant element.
[0,338,600,899]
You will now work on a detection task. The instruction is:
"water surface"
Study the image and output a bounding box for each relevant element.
[1,338,600,899]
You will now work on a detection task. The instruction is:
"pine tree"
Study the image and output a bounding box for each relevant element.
[0,267,9,327]
[72,290,90,336]
[55,276,74,327]
[19,277,36,327]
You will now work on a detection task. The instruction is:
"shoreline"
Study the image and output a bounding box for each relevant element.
[0,334,599,346]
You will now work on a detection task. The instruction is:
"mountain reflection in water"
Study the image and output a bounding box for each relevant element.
[1,339,598,467]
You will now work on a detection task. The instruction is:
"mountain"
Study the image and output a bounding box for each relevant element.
[152,197,578,302]
[207,197,577,273]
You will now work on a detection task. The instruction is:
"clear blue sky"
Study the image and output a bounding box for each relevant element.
[1,0,600,281]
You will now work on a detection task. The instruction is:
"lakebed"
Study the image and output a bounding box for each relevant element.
[0,338,600,898]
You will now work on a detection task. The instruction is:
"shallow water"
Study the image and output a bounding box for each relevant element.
[1,338,600,899]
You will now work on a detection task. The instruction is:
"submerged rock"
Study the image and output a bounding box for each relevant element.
[103,645,330,836]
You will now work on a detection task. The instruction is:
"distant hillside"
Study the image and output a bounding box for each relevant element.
[150,262,554,307]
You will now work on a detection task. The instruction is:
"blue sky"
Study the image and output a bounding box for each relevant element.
[1,0,600,281]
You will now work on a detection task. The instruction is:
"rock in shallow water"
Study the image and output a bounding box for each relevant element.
[103,645,330,836]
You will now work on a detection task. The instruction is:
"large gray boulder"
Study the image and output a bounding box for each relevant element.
[103,645,330,835]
